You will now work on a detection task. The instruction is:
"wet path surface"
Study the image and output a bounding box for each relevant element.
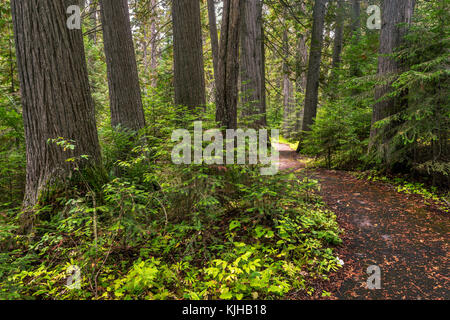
[276,143,449,299]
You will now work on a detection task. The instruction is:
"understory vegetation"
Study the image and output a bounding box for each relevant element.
[0,109,342,299]
[294,1,449,189]
[351,170,450,213]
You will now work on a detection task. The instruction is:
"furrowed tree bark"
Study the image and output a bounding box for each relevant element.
[240,0,266,128]
[207,0,220,85]
[172,0,206,109]
[100,0,146,131]
[297,0,327,151]
[216,0,241,130]
[369,0,416,153]
[11,0,102,208]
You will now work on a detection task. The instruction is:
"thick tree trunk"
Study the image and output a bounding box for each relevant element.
[207,0,220,85]
[299,0,327,137]
[216,0,241,130]
[240,0,266,128]
[100,0,146,131]
[172,0,206,109]
[11,0,102,207]
[369,0,415,150]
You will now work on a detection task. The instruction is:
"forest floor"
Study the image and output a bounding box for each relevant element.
[274,143,449,300]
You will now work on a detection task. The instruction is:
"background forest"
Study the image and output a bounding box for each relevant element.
[0,0,448,300]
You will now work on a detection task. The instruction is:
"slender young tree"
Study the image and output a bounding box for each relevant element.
[87,0,98,43]
[100,0,146,131]
[11,0,102,207]
[140,1,150,77]
[329,0,345,97]
[149,0,159,88]
[331,0,344,71]
[349,0,361,79]
[240,0,266,127]
[297,0,327,151]
[282,27,294,135]
[137,0,159,87]
[216,0,242,130]
[294,1,309,132]
[369,0,416,152]
[208,0,220,84]
[8,34,14,94]
[172,0,206,109]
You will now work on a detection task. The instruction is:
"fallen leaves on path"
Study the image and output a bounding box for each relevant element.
[275,143,449,300]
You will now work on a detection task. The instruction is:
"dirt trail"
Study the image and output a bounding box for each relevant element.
[275,143,449,300]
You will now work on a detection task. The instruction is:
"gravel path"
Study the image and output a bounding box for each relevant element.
[276,143,449,300]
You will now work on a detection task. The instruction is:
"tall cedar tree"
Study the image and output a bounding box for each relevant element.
[369,0,416,153]
[172,0,206,109]
[240,0,266,127]
[297,0,327,151]
[11,0,102,207]
[100,0,146,131]
[216,0,242,130]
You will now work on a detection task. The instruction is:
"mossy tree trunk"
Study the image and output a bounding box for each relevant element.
[11,0,102,208]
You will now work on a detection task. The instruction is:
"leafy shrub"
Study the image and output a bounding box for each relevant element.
[0,138,343,299]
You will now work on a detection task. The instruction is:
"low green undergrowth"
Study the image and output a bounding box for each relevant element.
[0,137,342,300]
[352,170,449,213]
